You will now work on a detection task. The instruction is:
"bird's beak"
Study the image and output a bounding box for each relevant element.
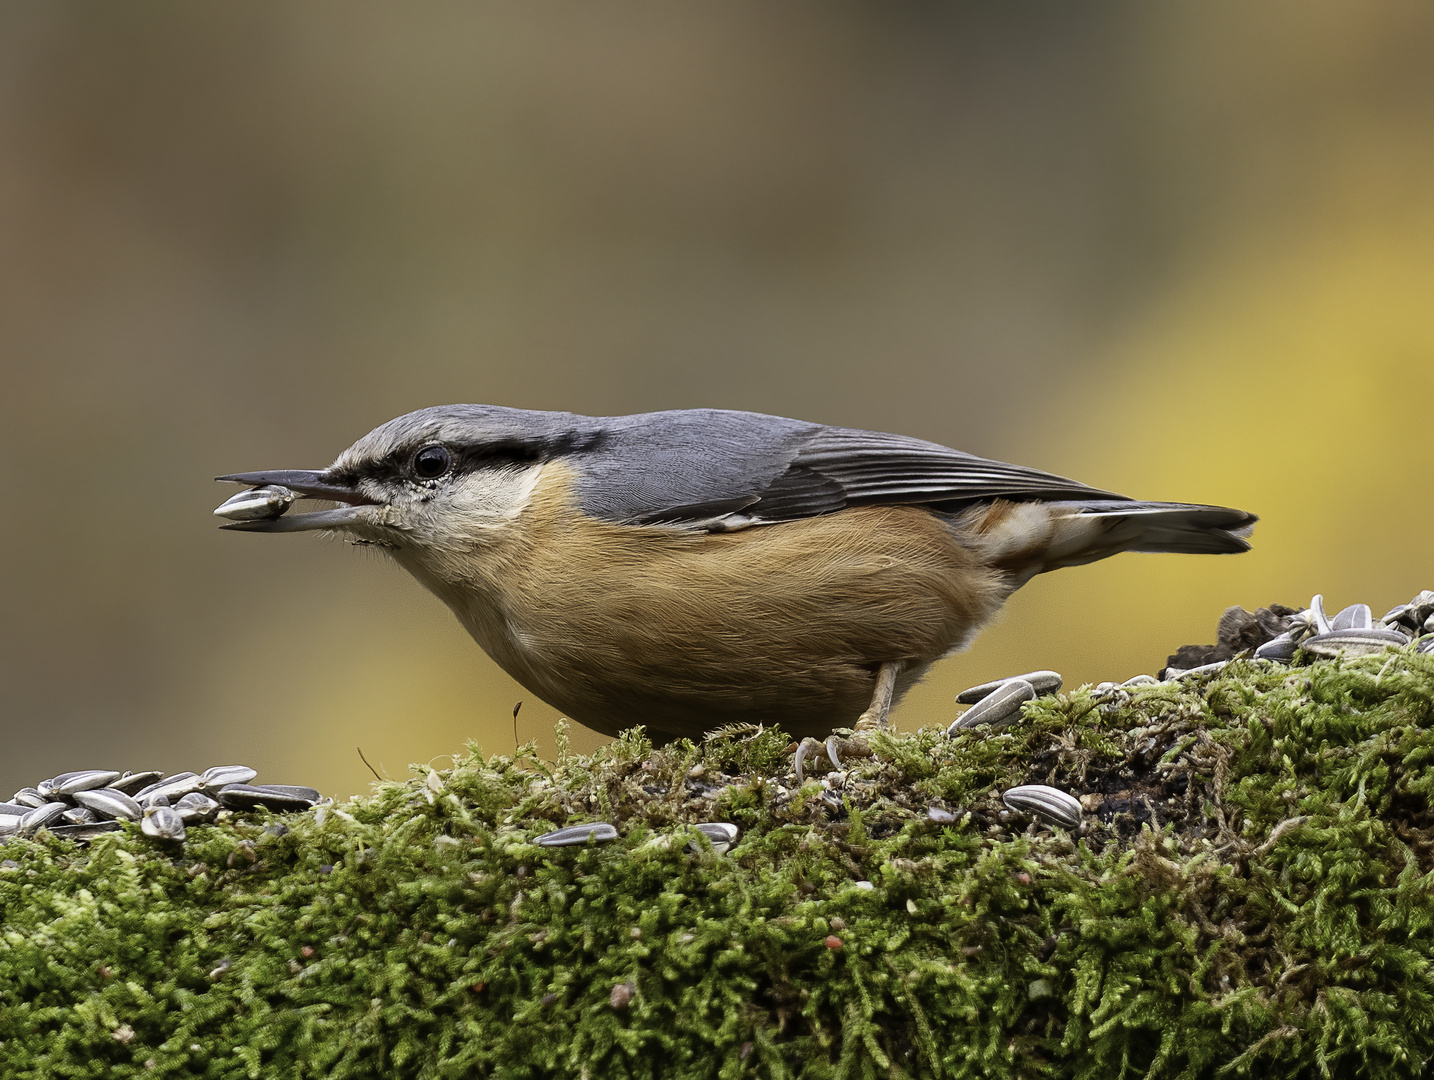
[214,470,380,532]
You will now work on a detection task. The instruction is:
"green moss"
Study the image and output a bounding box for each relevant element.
[4,650,1434,1078]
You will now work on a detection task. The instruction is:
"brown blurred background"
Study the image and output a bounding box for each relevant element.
[3,3,1432,798]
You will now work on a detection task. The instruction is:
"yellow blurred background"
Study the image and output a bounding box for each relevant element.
[2,3,1431,798]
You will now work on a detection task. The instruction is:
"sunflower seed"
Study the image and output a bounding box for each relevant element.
[51,770,123,796]
[1380,604,1415,630]
[1170,661,1228,680]
[1254,633,1298,661]
[109,771,163,796]
[534,823,618,847]
[1417,636,1434,655]
[38,770,98,795]
[200,765,257,790]
[256,784,319,803]
[48,821,123,841]
[1309,594,1331,635]
[18,802,69,835]
[1331,604,1373,631]
[175,792,220,824]
[215,784,317,811]
[1300,628,1410,658]
[213,485,295,522]
[61,807,99,825]
[948,678,1035,734]
[956,670,1062,705]
[1121,674,1160,687]
[1002,785,1083,830]
[136,773,202,802]
[72,788,142,821]
[689,822,739,854]
[141,805,187,842]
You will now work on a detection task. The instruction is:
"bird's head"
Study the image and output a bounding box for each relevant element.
[216,405,598,559]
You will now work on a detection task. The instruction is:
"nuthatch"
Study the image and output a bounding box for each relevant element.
[216,405,1255,743]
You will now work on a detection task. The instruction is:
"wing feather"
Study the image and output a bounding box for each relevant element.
[744,427,1122,523]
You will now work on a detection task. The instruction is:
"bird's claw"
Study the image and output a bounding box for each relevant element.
[793,733,871,784]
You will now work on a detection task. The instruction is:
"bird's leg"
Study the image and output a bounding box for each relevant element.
[800,662,902,780]
[853,661,901,733]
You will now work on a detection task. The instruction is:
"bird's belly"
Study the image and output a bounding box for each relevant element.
[445,503,1009,741]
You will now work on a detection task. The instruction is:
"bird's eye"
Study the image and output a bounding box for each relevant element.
[412,445,453,479]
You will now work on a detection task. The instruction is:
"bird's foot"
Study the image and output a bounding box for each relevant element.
[794,732,872,784]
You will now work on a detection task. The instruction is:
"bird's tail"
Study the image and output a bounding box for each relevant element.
[959,498,1256,585]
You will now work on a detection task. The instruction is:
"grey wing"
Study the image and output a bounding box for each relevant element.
[744,426,1126,523]
[573,409,1125,528]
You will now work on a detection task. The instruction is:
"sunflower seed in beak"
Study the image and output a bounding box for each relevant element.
[213,485,295,522]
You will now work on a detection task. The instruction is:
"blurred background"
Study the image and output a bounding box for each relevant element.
[3,2,1432,798]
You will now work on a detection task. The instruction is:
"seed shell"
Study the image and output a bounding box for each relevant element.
[141,805,187,842]
[688,822,739,853]
[52,770,123,796]
[48,822,123,841]
[215,784,317,811]
[200,765,258,789]
[1001,785,1083,830]
[72,788,143,821]
[1169,661,1228,681]
[1300,628,1409,658]
[535,823,618,847]
[1254,633,1298,662]
[1331,604,1373,631]
[175,792,221,824]
[108,771,162,795]
[948,678,1035,734]
[19,802,70,836]
[213,485,295,522]
[136,772,202,802]
[956,670,1062,705]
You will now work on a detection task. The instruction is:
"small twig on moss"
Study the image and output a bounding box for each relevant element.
[356,746,383,782]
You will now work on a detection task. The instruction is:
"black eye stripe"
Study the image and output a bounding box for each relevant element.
[333,430,606,487]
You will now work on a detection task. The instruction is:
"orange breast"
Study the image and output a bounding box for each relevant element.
[421,462,1010,740]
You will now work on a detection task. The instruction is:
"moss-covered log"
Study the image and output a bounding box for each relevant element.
[4,650,1434,1078]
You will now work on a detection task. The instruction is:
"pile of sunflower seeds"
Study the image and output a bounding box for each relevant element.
[945,588,1434,834]
[0,766,322,845]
